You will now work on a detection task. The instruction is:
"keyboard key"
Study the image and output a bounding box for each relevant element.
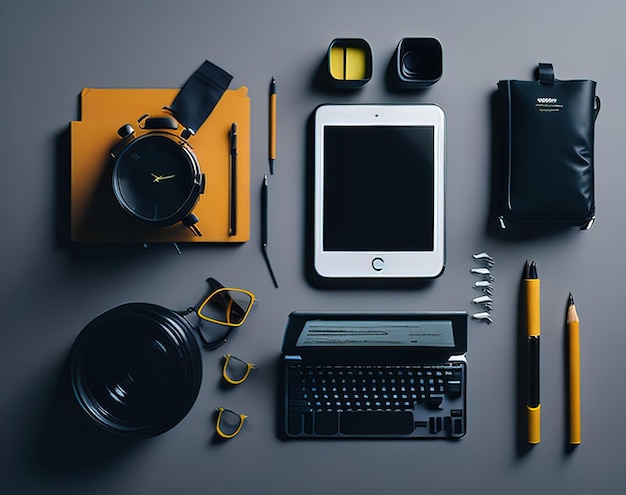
[315,412,339,435]
[340,411,414,435]
[446,380,462,395]
[454,418,464,435]
[288,414,303,435]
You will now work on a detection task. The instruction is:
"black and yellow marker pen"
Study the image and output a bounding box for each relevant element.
[524,260,541,444]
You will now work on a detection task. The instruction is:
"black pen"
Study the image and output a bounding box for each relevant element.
[262,174,278,288]
[228,122,237,236]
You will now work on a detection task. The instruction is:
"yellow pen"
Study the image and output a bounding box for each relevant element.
[524,260,541,444]
[567,293,581,445]
[269,77,276,175]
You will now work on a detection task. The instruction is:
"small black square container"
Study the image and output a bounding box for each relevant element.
[326,38,373,89]
[395,37,442,88]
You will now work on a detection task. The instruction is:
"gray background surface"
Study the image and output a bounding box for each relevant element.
[1,0,624,493]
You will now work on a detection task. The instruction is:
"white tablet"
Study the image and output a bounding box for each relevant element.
[312,104,445,280]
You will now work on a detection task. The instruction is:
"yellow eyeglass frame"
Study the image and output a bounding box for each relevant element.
[215,407,248,439]
[197,287,256,327]
[222,354,257,385]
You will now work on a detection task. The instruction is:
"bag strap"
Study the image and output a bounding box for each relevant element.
[538,63,555,85]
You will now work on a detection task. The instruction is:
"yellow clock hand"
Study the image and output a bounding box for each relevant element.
[151,173,176,183]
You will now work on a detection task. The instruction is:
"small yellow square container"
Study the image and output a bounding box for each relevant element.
[327,38,372,88]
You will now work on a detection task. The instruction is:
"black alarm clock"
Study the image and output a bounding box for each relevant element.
[110,60,232,236]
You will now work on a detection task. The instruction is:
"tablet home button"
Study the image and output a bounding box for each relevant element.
[372,257,385,271]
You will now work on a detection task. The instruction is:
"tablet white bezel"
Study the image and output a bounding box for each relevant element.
[313,104,445,279]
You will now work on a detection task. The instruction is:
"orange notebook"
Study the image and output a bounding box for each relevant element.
[70,87,250,243]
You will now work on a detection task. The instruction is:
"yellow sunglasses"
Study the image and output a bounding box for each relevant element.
[194,278,256,349]
[215,407,248,439]
[222,354,257,385]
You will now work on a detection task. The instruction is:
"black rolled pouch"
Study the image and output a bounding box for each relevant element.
[496,63,601,230]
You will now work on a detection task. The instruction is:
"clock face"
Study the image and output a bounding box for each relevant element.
[113,135,199,224]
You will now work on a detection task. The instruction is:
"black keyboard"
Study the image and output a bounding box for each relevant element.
[285,363,466,438]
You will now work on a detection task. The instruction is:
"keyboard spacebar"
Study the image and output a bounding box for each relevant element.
[339,411,414,435]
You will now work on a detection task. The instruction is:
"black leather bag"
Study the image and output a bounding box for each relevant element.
[496,63,601,230]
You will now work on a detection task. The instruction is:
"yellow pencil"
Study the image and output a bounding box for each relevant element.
[567,293,581,445]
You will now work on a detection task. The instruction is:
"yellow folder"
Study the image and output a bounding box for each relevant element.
[70,86,250,243]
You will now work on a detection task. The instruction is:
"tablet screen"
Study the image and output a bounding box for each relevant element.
[323,125,434,252]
